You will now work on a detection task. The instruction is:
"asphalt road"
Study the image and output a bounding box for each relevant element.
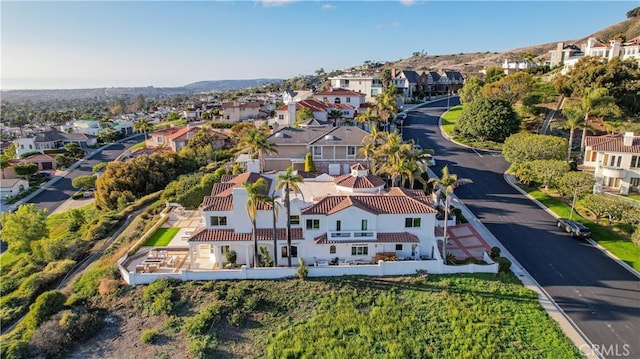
[402,98,640,359]
[26,135,144,214]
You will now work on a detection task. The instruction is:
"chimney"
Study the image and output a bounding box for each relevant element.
[391,68,397,78]
[609,39,622,60]
[555,42,564,64]
[623,132,634,147]
[287,102,296,127]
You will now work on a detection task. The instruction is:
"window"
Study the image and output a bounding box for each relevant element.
[336,220,341,231]
[361,219,368,231]
[631,156,640,168]
[346,97,351,103]
[157,136,164,143]
[210,216,227,226]
[330,245,336,254]
[221,245,230,254]
[323,97,328,102]
[306,219,320,229]
[630,177,640,189]
[405,218,421,228]
[290,215,300,225]
[278,114,284,120]
[371,89,378,97]
[313,146,322,158]
[29,145,33,149]
[396,244,403,251]
[610,155,622,167]
[334,98,341,104]
[281,246,298,258]
[347,146,356,157]
[351,246,368,256]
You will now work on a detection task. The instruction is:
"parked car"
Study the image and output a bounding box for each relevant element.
[557,218,591,238]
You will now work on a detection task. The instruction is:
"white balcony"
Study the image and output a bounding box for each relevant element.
[601,167,626,178]
[328,230,376,241]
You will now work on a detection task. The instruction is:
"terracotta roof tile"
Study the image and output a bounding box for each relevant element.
[313,232,419,244]
[584,134,640,153]
[334,174,385,189]
[189,228,303,242]
[315,88,366,97]
[202,173,272,211]
[301,191,437,216]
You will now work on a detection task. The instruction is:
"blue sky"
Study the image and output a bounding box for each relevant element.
[1,1,635,90]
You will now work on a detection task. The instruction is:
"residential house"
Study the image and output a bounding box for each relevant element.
[501,59,540,74]
[1,154,57,179]
[283,90,313,103]
[274,99,357,129]
[329,74,384,102]
[221,101,268,122]
[548,42,583,67]
[145,125,228,152]
[0,178,29,199]
[264,126,369,174]
[187,165,439,269]
[582,132,640,194]
[13,130,97,158]
[313,88,367,109]
[557,37,640,74]
[393,70,420,99]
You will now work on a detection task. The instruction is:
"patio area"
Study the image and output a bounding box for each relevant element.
[438,223,492,260]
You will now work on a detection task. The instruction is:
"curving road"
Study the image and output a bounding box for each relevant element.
[403,98,639,359]
[26,135,143,214]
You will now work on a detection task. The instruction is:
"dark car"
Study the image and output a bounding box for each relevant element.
[557,218,591,238]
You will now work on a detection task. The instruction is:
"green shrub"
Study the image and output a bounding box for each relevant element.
[495,257,512,273]
[0,339,29,359]
[20,290,67,338]
[140,329,160,344]
[297,258,308,280]
[225,250,237,264]
[490,246,501,258]
[67,265,119,304]
[142,279,176,316]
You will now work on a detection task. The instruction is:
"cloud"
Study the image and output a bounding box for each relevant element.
[375,23,385,29]
[399,0,415,5]
[321,4,335,10]
[260,0,298,7]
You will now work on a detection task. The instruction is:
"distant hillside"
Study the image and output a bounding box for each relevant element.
[388,17,640,77]
[1,79,283,102]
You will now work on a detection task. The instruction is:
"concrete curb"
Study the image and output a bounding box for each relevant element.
[504,173,640,280]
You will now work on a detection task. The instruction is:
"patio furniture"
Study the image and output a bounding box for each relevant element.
[316,260,329,266]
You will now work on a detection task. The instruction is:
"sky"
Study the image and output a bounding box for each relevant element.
[1,1,636,90]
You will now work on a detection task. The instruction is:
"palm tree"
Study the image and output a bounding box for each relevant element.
[275,167,303,267]
[237,129,278,173]
[561,102,584,162]
[429,166,459,262]
[243,178,268,268]
[355,108,378,130]
[579,88,621,152]
[327,109,343,127]
[378,157,411,187]
[376,85,399,131]
[266,192,282,267]
[134,118,153,141]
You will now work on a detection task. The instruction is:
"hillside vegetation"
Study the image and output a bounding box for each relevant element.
[388,18,640,76]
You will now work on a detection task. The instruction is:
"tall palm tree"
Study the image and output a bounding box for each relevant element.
[327,109,343,127]
[428,166,458,262]
[266,192,282,267]
[579,88,621,152]
[376,85,399,131]
[237,129,278,173]
[275,167,303,267]
[561,102,584,162]
[378,157,411,187]
[134,118,153,141]
[355,108,378,130]
[243,178,268,268]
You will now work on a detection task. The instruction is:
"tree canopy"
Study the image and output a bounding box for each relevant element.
[458,77,484,104]
[484,66,505,84]
[503,132,567,164]
[0,204,48,253]
[482,72,535,105]
[71,175,96,190]
[456,98,520,142]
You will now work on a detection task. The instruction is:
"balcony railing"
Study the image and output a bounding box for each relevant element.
[328,231,376,240]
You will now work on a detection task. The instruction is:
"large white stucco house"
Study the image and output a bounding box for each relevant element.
[186,165,440,269]
[582,132,640,194]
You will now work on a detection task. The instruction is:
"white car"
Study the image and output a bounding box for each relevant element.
[425,154,436,167]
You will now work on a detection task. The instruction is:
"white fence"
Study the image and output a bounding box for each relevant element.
[120,258,498,285]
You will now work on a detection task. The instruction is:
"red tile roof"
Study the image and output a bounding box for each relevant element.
[189,228,303,242]
[334,173,385,189]
[301,191,437,215]
[313,232,419,244]
[584,133,640,153]
[315,88,366,97]
[201,173,273,211]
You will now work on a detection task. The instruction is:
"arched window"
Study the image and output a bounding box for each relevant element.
[334,98,341,104]
[330,245,336,254]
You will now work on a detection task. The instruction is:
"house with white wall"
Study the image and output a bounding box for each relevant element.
[559,37,640,74]
[187,165,440,269]
[582,132,640,194]
[13,131,97,158]
[0,178,29,199]
[221,101,268,122]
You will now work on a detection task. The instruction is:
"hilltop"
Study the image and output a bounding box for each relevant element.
[385,17,640,76]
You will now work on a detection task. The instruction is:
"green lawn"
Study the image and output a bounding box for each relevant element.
[143,227,179,246]
[622,194,640,201]
[523,187,640,271]
[129,141,147,151]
